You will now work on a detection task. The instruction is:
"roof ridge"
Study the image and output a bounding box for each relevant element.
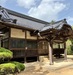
[44,19,67,27]
[0,6,50,24]
[52,19,67,24]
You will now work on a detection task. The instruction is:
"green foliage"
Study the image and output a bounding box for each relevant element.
[0,47,25,75]
[50,20,55,24]
[0,47,12,54]
[11,61,25,72]
[0,52,12,58]
[67,45,73,55]
[67,39,73,55]
[0,62,25,75]
[0,63,16,75]
[0,47,13,63]
[70,39,73,54]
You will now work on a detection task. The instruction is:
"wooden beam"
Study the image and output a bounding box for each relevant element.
[0,21,35,31]
[0,27,9,33]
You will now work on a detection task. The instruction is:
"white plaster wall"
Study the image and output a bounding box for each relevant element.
[26,31,37,40]
[11,28,25,38]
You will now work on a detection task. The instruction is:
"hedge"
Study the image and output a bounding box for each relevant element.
[0,63,16,75]
[0,47,13,63]
[0,47,25,75]
[0,62,25,75]
[12,61,25,72]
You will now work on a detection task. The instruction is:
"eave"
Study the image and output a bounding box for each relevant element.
[0,20,35,31]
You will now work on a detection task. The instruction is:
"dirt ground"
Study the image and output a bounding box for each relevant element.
[47,66,73,75]
[17,65,73,75]
[17,56,73,75]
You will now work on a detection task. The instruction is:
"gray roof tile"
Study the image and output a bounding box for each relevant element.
[0,6,70,32]
[40,19,67,32]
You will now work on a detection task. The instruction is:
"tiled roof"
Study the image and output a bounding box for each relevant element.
[40,19,67,32]
[0,6,70,32]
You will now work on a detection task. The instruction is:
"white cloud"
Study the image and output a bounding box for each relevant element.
[16,0,36,9]
[67,17,73,22]
[16,0,67,22]
[67,17,73,25]
[0,0,7,6]
[28,0,66,22]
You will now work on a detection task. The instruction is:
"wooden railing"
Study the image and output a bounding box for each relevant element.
[11,49,38,58]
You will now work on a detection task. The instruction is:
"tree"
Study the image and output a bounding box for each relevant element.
[50,20,55,24]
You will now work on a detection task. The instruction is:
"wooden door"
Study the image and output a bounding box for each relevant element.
[38,41,48,55]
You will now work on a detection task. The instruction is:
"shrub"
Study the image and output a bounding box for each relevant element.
[0,47,13,63]
[0,48,25,75]
[11,61,25,72]
[0,62,25,75]
[0,52,12,58]
[0,47,12,54]
[0,63,17,75]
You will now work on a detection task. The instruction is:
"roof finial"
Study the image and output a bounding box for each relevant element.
[64,18,67,23]
[64,18,66,21]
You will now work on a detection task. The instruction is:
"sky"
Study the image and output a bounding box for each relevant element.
[0,0,73,25]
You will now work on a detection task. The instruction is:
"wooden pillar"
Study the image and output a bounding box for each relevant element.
[49,42,53,65]
[58,43,60,58]
[64,42,67,60]
[8,28,11,50]
[24,30,27,63]
[37,36,39,61]
[58,43,60,49]
[24,57,26,63]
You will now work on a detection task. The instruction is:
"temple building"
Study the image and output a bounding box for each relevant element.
[0,6,72,64]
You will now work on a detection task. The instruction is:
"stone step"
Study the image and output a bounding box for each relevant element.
[39,56,49,62]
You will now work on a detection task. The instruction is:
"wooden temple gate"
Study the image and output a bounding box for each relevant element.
[36,20,72,65]
[38,40,67,65]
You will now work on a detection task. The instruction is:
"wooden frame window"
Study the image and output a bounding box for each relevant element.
[10,38,25,48]
[27,40,37,49]
[1,38,9,49]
